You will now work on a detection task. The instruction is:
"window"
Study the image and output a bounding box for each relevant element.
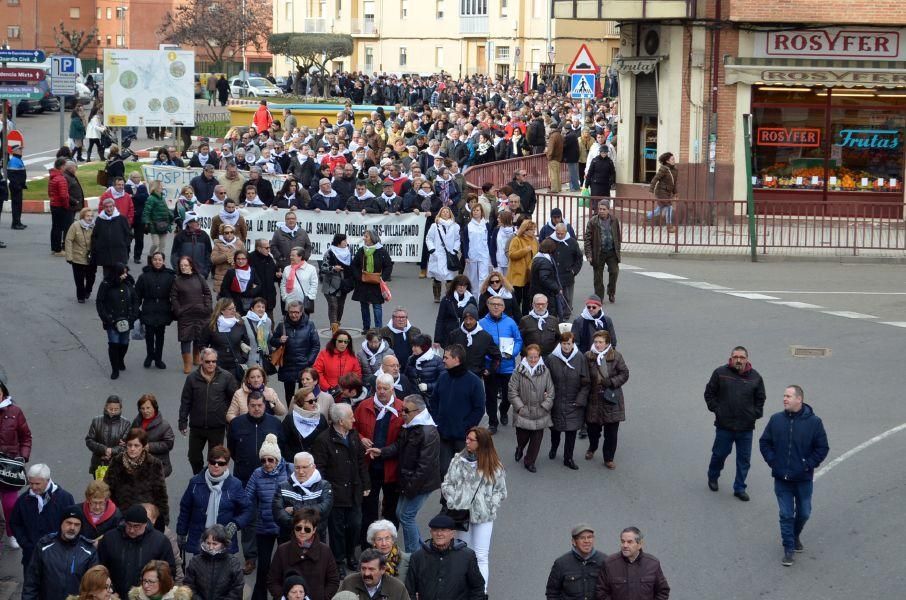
[399,47,407,66]
[532,0,543,17]
[496,46,510,61]
[460,0,487,15]
[336,0,341,19]
[285,1,292,19]
[318,0,326,17]
[552,0,603,18]
[7,26,20,39]
[500,0,507,16]
[364,47,374,72]
[96,7,101,18]
[435,46,444,67]
[106,35,112,46]
[106,7,112,19]
[363,0,374,18]
[116,35,125,47]
[7,0,20,5]
[401,0,408,17]
[70,7,80,18]
[436,0,444,18]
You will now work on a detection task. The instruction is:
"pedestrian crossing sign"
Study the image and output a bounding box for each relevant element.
[570,73,595,99]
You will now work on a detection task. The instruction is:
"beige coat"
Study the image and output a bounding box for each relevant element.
[64,221,94,265]
[210,238,241,292]
[226,384,288,422]
[508,360,555,430]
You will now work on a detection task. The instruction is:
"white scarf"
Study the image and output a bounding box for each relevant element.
[219,209,241,226]
[550,344,580,369]
[554,231,572,243]
[417,189,433,198]
[29,480,57,513]
[245,196,265,206]
[106,187,125,199]
[292,406,322,438]
[528,308,549,330]
[385,319,412,338]
[581,307,605,330]
[329,245,351,265]
[318,188,338,198]
[374,368,404,391]
[453,290,474,308]
[204,467,230,528]
[486,286,513,300]
[217,315,238,332]
[80,218,95,230]
[0,398,11,410]
[97,208,121,221]
[372,396,399,420]
[380,192,398,207]
[361,339,388,366]
[196,152,210,166]
[291,468,322,492]
[415,347,436,367]
[234,266,251,291]
[284,192,296,202]
[218,236,241,248]
[592,344,612,365]
[519,356,544,377]
[278,222,299,235]
[245,310,271,328]
[460,322,483,347]
[404,408,436,428]
[354,189,376,201]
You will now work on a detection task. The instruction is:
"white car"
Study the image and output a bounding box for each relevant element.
[229,77,281,98]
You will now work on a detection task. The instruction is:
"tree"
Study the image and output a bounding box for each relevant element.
[268,33,353,97]
[158,0,272,72]
[52,21,98,57]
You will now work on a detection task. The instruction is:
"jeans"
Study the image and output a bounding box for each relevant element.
[188,427,225,474]
[50,207,74,252]
[106,329,130,344]
[707,428,753,493]
[327,505,362,564]
[252,533,277,600]
[396,492,431,553]
[457,520,494,591]
[647,203,674,224]
[71,263,97,301]
[774,479,813,552]
[483,372,511,427]
[567,162,581,191]
[361,468,400,546]
[439,437,466,478]
[360,302,383,330]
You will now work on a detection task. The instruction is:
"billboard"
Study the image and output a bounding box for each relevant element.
[103,49,195,127]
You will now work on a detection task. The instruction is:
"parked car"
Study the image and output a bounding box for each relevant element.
[16,80,58,114]
[229,77,281,98]
[275,76,294,93]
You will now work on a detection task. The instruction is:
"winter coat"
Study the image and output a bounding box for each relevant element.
[405,539,485,600]
[10,484,75,567]
[380,420,440,499]
[434,295,477,347]
[552,236,584,288]
[184,548,245,600]
[249,249,279,310]
[103,452,170,522]
[64,170,85,211]
[280,262,319,305]
[226,384,287,422]
[246,461,292,535]
[272,471,334,538]
[99,189,135,226]
[126,182,148,226]
[441,452,507,524]
[529,255,563,317]
[595,551,670,600]
[351,245,394,305]
[563,130,581,163]
[546,131,564,162]
[96,274,141,331]
[356,343,396,390]
[312,347,361,390]
[404,350,445,396]
[189,174,219,204]
[272,314,321,383]
[97,522,176,598]
[759,403,830,483]
[85,413,131,475]
[571,313,618,353]
[584,215,622,264]
[77,499,122,542]
[704,362,767,432]
[199,322,249,379]
[426,221,461,282]
[311,427,370,508]
[429,367,486,441]
[126,585,192,600]
[226,412,284,483]
[178,367,240,431]
[508,361,555,430]
[447,327,501,376]
[379,324,422,368]
[585,349,629,425]
[142,192,173,233]
[218,267,262,312]
[64,221,93,265]
[0,401,32,459]
[649,163,678,201]
[506,235,538,287]
[22,532,98,600]
[547,351,591,432]
[518,313,561,356]
[211,239,241,292]
[48,168,70,209]
[210,213,248,242]
[271,226,312,269]
[135,265,176,327]
[91,215,131,267]
[170,229,213,277]
[131,412,175,477]
[69,114,86,140]
[527,118,546,147]
[510,179,537,216]
[170,271,213,343]
[339,573,410,600]
[176,470,252,554]
[546,549,606,600]
[320,246,355,298]
[267,539,340,600]
[354,397,405,483]
[280,412,329,459]
[586,155,616,196]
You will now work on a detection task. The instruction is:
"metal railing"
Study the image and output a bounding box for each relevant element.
[303,18,329,33]
[351,18,378,34]
[459,15,489,34]
[464,154,561,190]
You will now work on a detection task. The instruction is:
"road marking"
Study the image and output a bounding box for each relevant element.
[636,271,688,280]
[678,281,731,290]
[725,291,906,296]
[880,322,906,328]
[768,301,825,309]
[620,263,642,270]
[821,310,878,319]
[721,292,781,300]
[815,422,906,480]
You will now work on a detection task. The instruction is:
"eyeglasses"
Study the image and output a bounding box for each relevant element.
[209,460,229,467]
[488,303,504,308]
[335,338,350,344]
[490,280,501,284]
[202,359,218,364]
[294,525,314,533]
[141,579,159,586]
[261,457,277,464]
[585,305,599,311]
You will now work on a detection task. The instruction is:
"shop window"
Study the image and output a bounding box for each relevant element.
[753,103,826,191]
[70,7,80,18]
[399,47,407,67]
[827,108,905,193]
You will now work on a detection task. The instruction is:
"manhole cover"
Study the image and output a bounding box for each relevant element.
[790,346,832,358]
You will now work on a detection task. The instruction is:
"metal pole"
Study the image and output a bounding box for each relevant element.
[742,113,757,262]
[59,97,65,148]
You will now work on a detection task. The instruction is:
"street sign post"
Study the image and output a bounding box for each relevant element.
[567,44,600,119]
[0,68,45,83]
[7,130,23,153]
[0,49,46,63]
[570,73,595,99]
[51,56,79,146]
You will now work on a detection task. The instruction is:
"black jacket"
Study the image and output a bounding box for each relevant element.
[477,291,519,320]
[85,413,131,475]
[226,412,284,483]
[92,215,131,267]
[272,473,334,539]
[311,427,370,508]
[509,179,537,216]
[22,532,99,600]
[198,323,249,377]
[218,268,263,312]
[545,549,605,600]
[585,155,615,193]
[704,363,766,432]
[289,156,317,189]
[381,422,440,498]
[131,412,175,477]
[552,237,583,288]
[271,315,320,384]
[570,313,618,353]
[759,403,830,483]
[518,313,561,356]
[184,550,245,600]
[434,295,477,347]
[527,118,546,147]
[529,256,563,317]
[406,539,485,600]
[562,130,580,163]
[280,412,329,460]
[96,274,140,330]
[189,174,219,203]
[447,328,500,376]
[135,265,176,327]
[178,367,240,431]
[98,522,176,598]
[351,246,394,305]
[62,170,85,210]
[248,250,279,311]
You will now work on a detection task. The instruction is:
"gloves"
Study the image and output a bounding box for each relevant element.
[418,383,428,392]
[225,522,238,541]
[177,535,187,550]
[240,343,251,354]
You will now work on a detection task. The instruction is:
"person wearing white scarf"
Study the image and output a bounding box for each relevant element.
[219,207,241,227]
[459,320,484,347]
[360,338,388,367]
[495,224,516,272]
[453,289,474,308]
[97,205,121,220]
[571,295,617,353]
[328,244,351,265]
[425,210,460,289]
[510,346,554,472]
[464,205,491,287]
[547,334,589,469]
[217,314,239,332]
[584,330,627,469]
[527,306,549,330]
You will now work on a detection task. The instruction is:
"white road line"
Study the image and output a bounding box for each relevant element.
[821,310,878,319]
[768,301,825,309]
[815,422,906,480]
[635,271,688,280]
[620,264,643,270]
[880,322,906,328]
[678,281,731,290]
[725,291,906,296]
[721,292,781,300]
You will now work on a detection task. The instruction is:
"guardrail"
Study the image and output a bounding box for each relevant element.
[464,153,569,190]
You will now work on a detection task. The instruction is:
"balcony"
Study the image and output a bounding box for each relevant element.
[602,0,692,20]
[351,18,378,36]
[459,15,489,36]
[302,18,329,33]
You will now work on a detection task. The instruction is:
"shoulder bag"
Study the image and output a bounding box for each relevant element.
[360,253,383,284]
[294,271,315,314]
[440,480,481,532]
[436,225,461,272]
[96,169,109,187]
[597,361,619,404]
[244,318,277,375]
[0,453,27,489]
[269,323,286,368]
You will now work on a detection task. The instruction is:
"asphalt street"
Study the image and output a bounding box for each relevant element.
[1,218,905,599]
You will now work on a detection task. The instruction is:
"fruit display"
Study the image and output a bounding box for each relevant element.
[757,162,900,191]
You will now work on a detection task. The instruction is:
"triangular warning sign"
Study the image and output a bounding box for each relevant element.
[567,44,599,74]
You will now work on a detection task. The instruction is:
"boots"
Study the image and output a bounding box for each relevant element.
[118,343,128,370]
[192,348,201,365]
[108,344,120,380]
[331,322,339,334]
[432,280,441,303]
[182,353,193,374]
[418,268,427,279]
[154,332,167,369]
[144,336,154,368]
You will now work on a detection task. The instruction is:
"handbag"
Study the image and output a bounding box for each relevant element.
[303,297,315,314]
[96,169,109,187]
[115,319,130,333]
[360,251,383,284]
[269,343,286,368]
[0,453,26,489]
[440,483,481,532]
[153,219,170,234]
[599,386,619,405]
[436,225,461,271]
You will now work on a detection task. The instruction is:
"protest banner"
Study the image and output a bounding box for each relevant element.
[142,165,287,207]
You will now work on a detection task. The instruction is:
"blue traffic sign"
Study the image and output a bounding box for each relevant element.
[0,49,46,63]
[52,56,77,75]
[570,73,595,100]
[0,84,44,100]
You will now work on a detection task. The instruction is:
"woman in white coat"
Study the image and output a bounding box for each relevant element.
[425,206,460,303]
[462,203,492,290]
[280,247,318,315]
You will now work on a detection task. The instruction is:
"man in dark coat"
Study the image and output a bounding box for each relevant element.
[510,170,537,218]
[98,505,176,598]
[379,308,422,368]
[447,306,501,378]
[249,238,279,315]
[22,505,99,600]
[405,514,485,600]
[92,197,132,278]
[10,463,76,571]
[527,111,546,155]
[563,124,582,191]
[545,524,604,600]
[519,294,561,356]
[705,346,766,501]
[570,294,617,354]
[759,385,829,566]
[529,240,564,319]
[585,145,616,203]
[551,223,583,309]
[170,215,213,277]
[339,547,410,600]
[189,164,219,203]
[583,203,621,304]
[595,526,670,600]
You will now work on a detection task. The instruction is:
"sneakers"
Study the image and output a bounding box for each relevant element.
[733,491,750,502]
[781,552,794,567]
[708,479,719,492]
[8,536,20,549]
[794,537,804,553]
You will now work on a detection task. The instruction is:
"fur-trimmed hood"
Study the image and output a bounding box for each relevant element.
[127,585,193,600]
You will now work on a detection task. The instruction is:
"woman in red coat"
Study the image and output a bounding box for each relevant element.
[313,329,362,393]
[0,379,32,546]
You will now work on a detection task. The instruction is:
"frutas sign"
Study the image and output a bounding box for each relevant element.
[757,127,821,148]
[756,28,905,60]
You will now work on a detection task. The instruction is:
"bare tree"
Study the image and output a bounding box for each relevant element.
[52,21,98,56]
[158,0,272,71]
[268,33,353,97]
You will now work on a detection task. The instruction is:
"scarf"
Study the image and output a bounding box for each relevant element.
[354,189,376,201]
[361,339,388,366]
[106,186,125,199]
[177,196,196,212]
[0,398,12,410]
[292,469,323,494]
[554,230,572,243]
[581,307,605,330]
[245,310,272,349]
[232,265,251,292]
[218,236,241,249]
[121,449,147,473]
[285,261,308,293]
[592,344,612,365]
[550,344,580,369]
[536,252,553,264]
[373,396,399,420]
[404,407,437,428]
[318,188,338,198]
[453,290,473,308]
[201,540,225,556]
[278,222,299,235]
[364,246,377,272]
[417,189,433,198]
[196,153,210,166]
[204,467,230,528]
[219,209,241,226]
[29,480,58,513]
[380,193,397,207]
[477,140,492,154]
[528,308,549,330]
[486,286,513,300]
[459,322,483,347]
[97,208,121,221]
[415,347,436,367]
[245,195,265,206]
[519,356,544,377]
[385,319,412,339]
[292,405,322,438]
[79,218,94,230]
[329,245,351,265]
[384,544,402,577]
[217,315,238,332]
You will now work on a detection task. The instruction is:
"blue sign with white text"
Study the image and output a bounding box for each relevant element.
[835,129,900,150]
[0,49,46,63]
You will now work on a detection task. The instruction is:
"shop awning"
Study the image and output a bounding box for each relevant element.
[724,57,906,88]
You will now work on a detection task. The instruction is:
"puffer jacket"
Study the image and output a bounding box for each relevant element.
[135,265,176,327]
[184,550,245,600]
[170,271,212,343]
[85,413,132,475]
[312,348,361,390]
[404,350,444,396]
[22,532,98,600]
[48,168,70,209]
[178,367,240,431]
[546,549,606,600]
[272,470,334,539]
[98,523,176,598]
[381,420,440,499]
[585,349,629,425]
[226,412,284,483]
[246,461,292,535]
[547,350,591,432]
[272,314,320,383]
[96,274,140,331]
[198,322,249,378]
[131,412,175,477]
[103,452,170,522]
[170,228,213,277]
[508,360,555,430]
[311,427,370,508]
[226,384,287,422]
[142,192,173,233]
[479,313,522,375]
[704,362,766,432]
[177,470,252,554]
[405,539,485,600]
[440,452,507,524]
[759,403,830,482]
[64,221,93,265]
[0,401,32,459]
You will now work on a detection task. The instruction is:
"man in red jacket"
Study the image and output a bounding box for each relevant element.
[252,99,273,133]
[48,157,71,256]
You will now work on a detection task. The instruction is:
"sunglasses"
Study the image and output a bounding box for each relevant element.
[401,408,414,415]
[261,457,277,464]
[335,338,350,344]
[490,280,501,284]
[202,359,218,364]
[294,525,314,533]
[303,397,318,405]
[209,460,228,467]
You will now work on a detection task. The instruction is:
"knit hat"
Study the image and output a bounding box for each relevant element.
[183,212,199,225]
[585,294,603,307]
[428,514,456,530]
[123,504,148,524]
[258,433,282,461]
[283,576,309,598]
[462,305,479,320]
[60,505,82,526]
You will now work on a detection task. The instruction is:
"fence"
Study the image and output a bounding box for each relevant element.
[192,111,230,139]
[464,153,569,191]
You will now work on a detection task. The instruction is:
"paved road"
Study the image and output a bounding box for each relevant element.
[1,220,904,599]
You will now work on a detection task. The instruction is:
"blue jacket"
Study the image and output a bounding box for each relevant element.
[405,351,445,396]
[9,483,75,567]
[245,461,292,535]
[429,367,485,440]
[226,413,285,483]
[271,315,320,383]
[22,532,98,600]
[177,472,252,554]
[479,313,522,374]
[759,403,829,482]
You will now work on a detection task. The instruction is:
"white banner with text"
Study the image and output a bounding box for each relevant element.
[141,165,287,208]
